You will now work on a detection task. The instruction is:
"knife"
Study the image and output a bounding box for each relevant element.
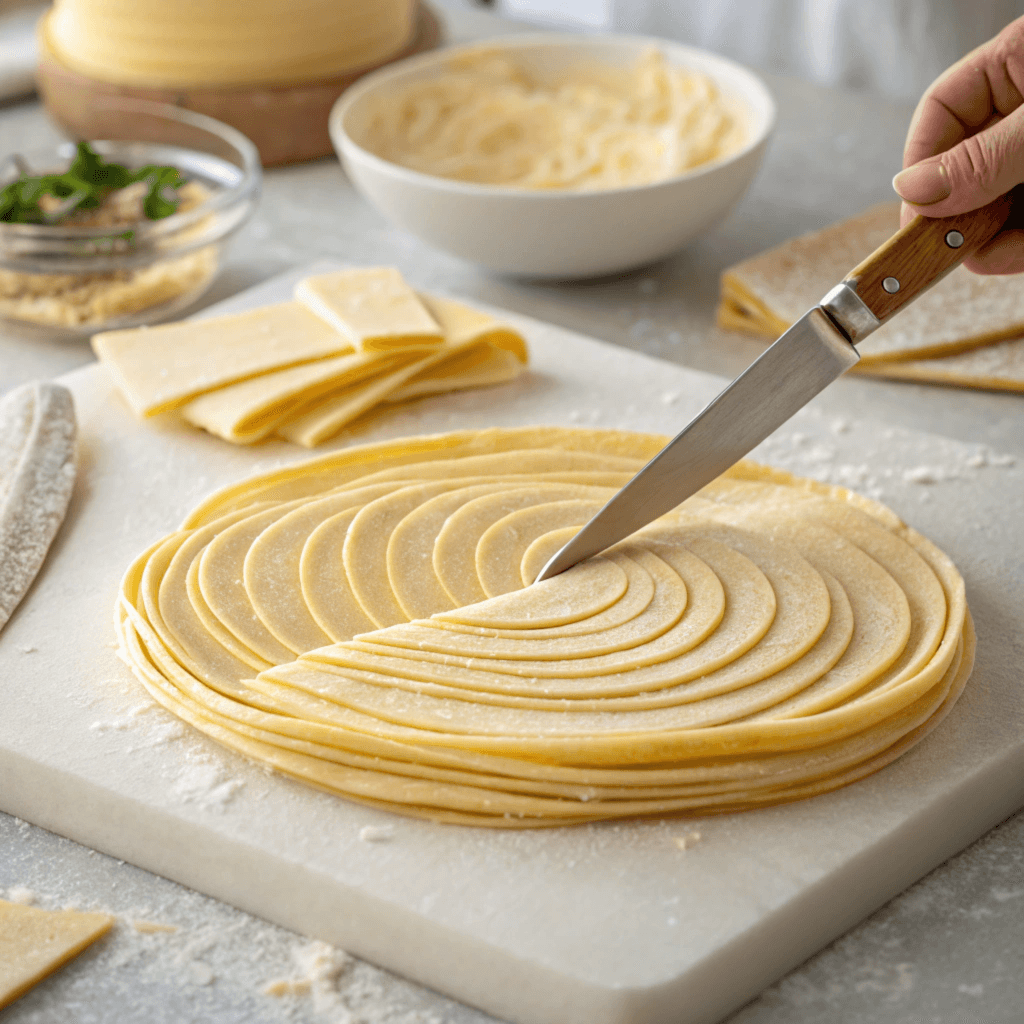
[535,195,1011,581]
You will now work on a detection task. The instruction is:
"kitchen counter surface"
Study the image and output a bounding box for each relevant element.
[1,4,1021,1023]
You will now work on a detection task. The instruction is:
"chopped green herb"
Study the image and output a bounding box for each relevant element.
[0,142,187,224]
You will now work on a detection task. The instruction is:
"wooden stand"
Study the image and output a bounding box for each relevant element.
[35,4,442,167]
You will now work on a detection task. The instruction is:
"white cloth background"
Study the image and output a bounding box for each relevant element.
[499,0,1024,98]
[0,2,46,102]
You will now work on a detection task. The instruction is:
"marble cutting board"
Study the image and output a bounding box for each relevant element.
[2,266,1022,1024]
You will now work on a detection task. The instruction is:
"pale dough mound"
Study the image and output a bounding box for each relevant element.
[115,427,972,827]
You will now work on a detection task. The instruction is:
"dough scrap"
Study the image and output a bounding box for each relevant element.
[0,899,113,1009]
[718,202,1024,389]
[115,427,971,826]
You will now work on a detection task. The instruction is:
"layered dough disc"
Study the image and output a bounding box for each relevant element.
[116,427,973,827]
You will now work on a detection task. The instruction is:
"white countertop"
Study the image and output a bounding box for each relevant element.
[2,4,1022,1023]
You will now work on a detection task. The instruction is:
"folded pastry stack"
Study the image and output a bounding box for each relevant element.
[719,203,1024,391]
[92,268,528,448]
[116,426,973,827]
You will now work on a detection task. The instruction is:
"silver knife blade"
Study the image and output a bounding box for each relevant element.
[534,306,860,581]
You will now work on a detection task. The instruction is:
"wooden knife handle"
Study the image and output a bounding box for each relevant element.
[843,194,1012,322]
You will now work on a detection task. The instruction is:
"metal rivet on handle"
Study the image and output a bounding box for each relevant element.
[945,230,965,248]
[882,277,901,293]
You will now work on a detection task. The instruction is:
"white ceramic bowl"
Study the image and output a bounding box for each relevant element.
[330,33,776,279]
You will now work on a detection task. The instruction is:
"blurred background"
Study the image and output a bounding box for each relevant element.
[490,0,1024,98]
[5,0,1024,104]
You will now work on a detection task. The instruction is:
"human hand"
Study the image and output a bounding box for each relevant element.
[893,16,1024,274]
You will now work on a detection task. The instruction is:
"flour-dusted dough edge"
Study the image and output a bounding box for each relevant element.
[720,202,1024,365]
[0,382,77,632]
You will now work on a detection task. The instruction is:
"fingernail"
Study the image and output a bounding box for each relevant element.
[893,162,951,205]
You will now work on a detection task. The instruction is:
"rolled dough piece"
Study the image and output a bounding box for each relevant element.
[179,349,413,443]
[417,293,529,362]
[0,382,77,633]
[115,427,972,826]
[385,345,523,404]
[718,202,1024,389]
[94,273,531,447]
[296,268,443,352]
[277,299,528,448]
[0,899,113,1009]
[92,301,352,417]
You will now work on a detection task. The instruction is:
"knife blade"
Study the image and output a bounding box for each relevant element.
[535,195,1011,582]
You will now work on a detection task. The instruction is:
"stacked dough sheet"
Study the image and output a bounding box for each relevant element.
[116,426,973,827]
[92,268,528,448]
[42,0,416,89]
[719,203,1024,391]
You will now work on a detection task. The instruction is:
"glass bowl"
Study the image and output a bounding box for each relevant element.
[0,98,261,340]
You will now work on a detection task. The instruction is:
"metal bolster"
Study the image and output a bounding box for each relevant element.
[819,282,881,346]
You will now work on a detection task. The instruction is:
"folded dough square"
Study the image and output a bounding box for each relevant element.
[296,267,444,352]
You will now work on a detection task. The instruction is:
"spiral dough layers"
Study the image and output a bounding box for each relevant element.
[116,427,973,827]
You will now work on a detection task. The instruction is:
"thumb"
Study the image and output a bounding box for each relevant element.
[893,104,1024,216]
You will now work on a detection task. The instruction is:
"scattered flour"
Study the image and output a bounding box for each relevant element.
[831,464,870,486]
[5,885,36,905]
[185,961,216,986]
[263,940,350,1013]
[991,886,1024,902]
[358,825,395,843]
[802,444,835,463]
[172,763,244,811]
[902,466,944,484]
[90,717,136,733]
[672,832,702,852]
[126,720,186,753]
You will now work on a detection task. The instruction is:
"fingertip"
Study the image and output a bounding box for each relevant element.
[962,229,1024,274]
[892,161,951,205]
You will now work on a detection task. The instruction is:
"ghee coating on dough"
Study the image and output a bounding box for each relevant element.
[116,426,973,827]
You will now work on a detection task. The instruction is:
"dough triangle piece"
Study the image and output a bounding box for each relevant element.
[0,899,114,1009]
[0,381,77,632]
